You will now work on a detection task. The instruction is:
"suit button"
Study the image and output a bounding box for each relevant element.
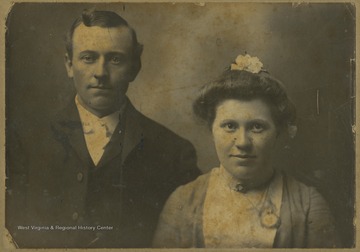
[77,172,84,182]
[72,212,79,220]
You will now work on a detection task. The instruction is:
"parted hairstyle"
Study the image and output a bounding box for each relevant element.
[65,9,143,82]
[193,68,297,134]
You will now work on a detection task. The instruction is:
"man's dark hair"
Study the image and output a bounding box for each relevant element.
[65,9,143,81]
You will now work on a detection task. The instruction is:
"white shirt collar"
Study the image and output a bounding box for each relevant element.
[74,96,127,165]
[75,95,126,136]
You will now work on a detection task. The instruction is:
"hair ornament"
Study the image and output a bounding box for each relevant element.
[230,54,264,74]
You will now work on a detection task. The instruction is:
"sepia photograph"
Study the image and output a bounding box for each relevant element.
[2,1,357,250]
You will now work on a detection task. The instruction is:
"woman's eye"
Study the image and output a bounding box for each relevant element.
[251,123,265,133]
[222,122,237,132]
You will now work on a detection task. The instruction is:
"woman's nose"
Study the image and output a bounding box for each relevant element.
[233,128,251,148]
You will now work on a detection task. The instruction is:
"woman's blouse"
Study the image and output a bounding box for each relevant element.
[152,168,341,248]
[203,167,283,247]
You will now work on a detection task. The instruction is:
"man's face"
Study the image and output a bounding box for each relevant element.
[65,24,135,117]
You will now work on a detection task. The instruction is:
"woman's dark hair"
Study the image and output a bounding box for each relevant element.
[193,68,296,134]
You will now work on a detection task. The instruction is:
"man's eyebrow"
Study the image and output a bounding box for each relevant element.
[78,51,128,56]
[79,50,97,55]
[106,51,128,55]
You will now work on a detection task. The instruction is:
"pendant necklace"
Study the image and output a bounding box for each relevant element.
[231,180,281,229]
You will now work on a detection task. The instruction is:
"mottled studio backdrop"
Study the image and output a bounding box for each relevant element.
[6,2,355,247]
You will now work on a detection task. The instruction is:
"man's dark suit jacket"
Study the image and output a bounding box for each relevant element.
[6,98,200,248]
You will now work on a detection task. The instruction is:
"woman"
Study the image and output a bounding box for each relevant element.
[152,54,340,248]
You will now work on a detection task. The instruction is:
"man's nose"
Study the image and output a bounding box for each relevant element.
[94,58,108,79]
[233,128,251,149]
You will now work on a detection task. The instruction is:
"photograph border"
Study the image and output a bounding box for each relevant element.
[1,0,358,251]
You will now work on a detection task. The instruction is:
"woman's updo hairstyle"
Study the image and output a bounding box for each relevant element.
[193,54,297,136]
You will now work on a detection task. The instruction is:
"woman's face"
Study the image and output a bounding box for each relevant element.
[212,98,278,183]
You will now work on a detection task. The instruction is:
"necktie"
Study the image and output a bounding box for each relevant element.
[83,119,111,165]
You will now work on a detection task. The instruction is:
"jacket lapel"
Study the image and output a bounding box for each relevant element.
[52,99,144,169]
[96,121,124,168]
[120,102,144,164]
[97,101,144,168]
[52,101,94,168]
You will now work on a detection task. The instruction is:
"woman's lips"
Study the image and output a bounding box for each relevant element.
[230,154,256,158]
[230,154,256,165]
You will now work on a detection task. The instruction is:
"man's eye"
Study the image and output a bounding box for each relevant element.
[110,56,124,65]
[250,123,265,133]
[81,55,95,63]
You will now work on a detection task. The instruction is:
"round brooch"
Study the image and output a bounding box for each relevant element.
[259,207,281,229]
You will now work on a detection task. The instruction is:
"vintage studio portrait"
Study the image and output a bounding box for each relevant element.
[4,2,355,249]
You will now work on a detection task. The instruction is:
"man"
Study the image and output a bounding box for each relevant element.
[6,9,200,248]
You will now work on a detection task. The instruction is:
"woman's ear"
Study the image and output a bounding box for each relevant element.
[64,53,73,78]
[288,125,298,139]
[210,123,215,141]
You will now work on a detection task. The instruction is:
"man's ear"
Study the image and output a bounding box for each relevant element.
[127,45,144,82]
[64,53,74,78]
[127,60,141,82]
